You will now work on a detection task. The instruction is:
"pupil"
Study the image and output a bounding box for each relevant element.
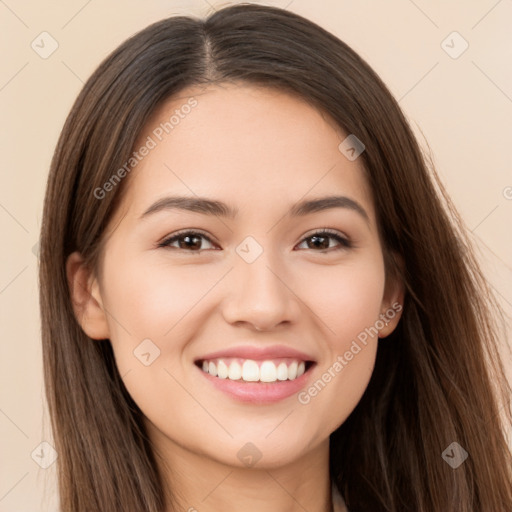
[310,235,328,249]
[182,235,201,250]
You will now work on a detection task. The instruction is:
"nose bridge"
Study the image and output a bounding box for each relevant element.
[222,235,298,330]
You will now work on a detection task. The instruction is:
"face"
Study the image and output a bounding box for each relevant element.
[68,82,403,470]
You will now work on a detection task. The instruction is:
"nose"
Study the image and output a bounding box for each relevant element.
[221,250,300,332]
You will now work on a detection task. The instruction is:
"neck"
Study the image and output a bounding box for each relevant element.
[150,429,333,512]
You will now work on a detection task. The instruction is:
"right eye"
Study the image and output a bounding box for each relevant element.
[158,230,218,252]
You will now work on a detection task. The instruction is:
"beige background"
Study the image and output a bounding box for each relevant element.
[1,0,511,510]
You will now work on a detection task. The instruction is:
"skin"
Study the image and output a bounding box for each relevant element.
[67,82,404,512]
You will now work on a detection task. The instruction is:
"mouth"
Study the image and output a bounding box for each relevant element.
[194,351,316,404]
[195,357,316,383]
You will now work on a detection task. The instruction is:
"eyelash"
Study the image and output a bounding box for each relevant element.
[157,228,353,253]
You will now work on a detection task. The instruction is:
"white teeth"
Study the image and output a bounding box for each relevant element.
[288,361,298,380]
[260,361,277,382]
[242,360,259,381]
[208,361,217,377]
[217,360,229,379]
[200,358,309,382]
[228,361,242,380]
[276,362,288,381]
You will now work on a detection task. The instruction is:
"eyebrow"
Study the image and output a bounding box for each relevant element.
[140,195,369,223]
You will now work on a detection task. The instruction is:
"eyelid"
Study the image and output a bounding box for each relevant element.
[162,227,213,240]
[157,228,218,249]
[302,227,348,239]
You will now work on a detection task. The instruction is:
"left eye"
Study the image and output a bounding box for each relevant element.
[158,229,351,252]
[296,230,352,251]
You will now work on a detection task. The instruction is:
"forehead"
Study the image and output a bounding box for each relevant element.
[118,82,374,222]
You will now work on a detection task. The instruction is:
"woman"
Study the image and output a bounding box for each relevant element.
[39,3,512,511]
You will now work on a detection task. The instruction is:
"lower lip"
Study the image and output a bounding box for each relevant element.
[197,364,315,404]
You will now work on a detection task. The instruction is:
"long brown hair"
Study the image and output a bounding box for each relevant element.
[39,3,512,511]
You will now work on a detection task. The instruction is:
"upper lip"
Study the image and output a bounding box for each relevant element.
[195,344,316,363]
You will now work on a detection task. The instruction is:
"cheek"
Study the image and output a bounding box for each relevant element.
[98,258,208,424]
[306,255,386,348]
[102,256,224,342]
[99,256,230,395]
[294,255,385,427]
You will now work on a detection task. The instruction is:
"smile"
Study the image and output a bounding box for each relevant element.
[193,345,316,403]
[197,357,312,383]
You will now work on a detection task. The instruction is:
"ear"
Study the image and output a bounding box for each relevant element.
[66,251,110,340]
[378,252,405,338]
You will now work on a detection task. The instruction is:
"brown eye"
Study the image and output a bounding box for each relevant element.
[158,231,216,251]
[158,229,352,253]
[296,230,352,252]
